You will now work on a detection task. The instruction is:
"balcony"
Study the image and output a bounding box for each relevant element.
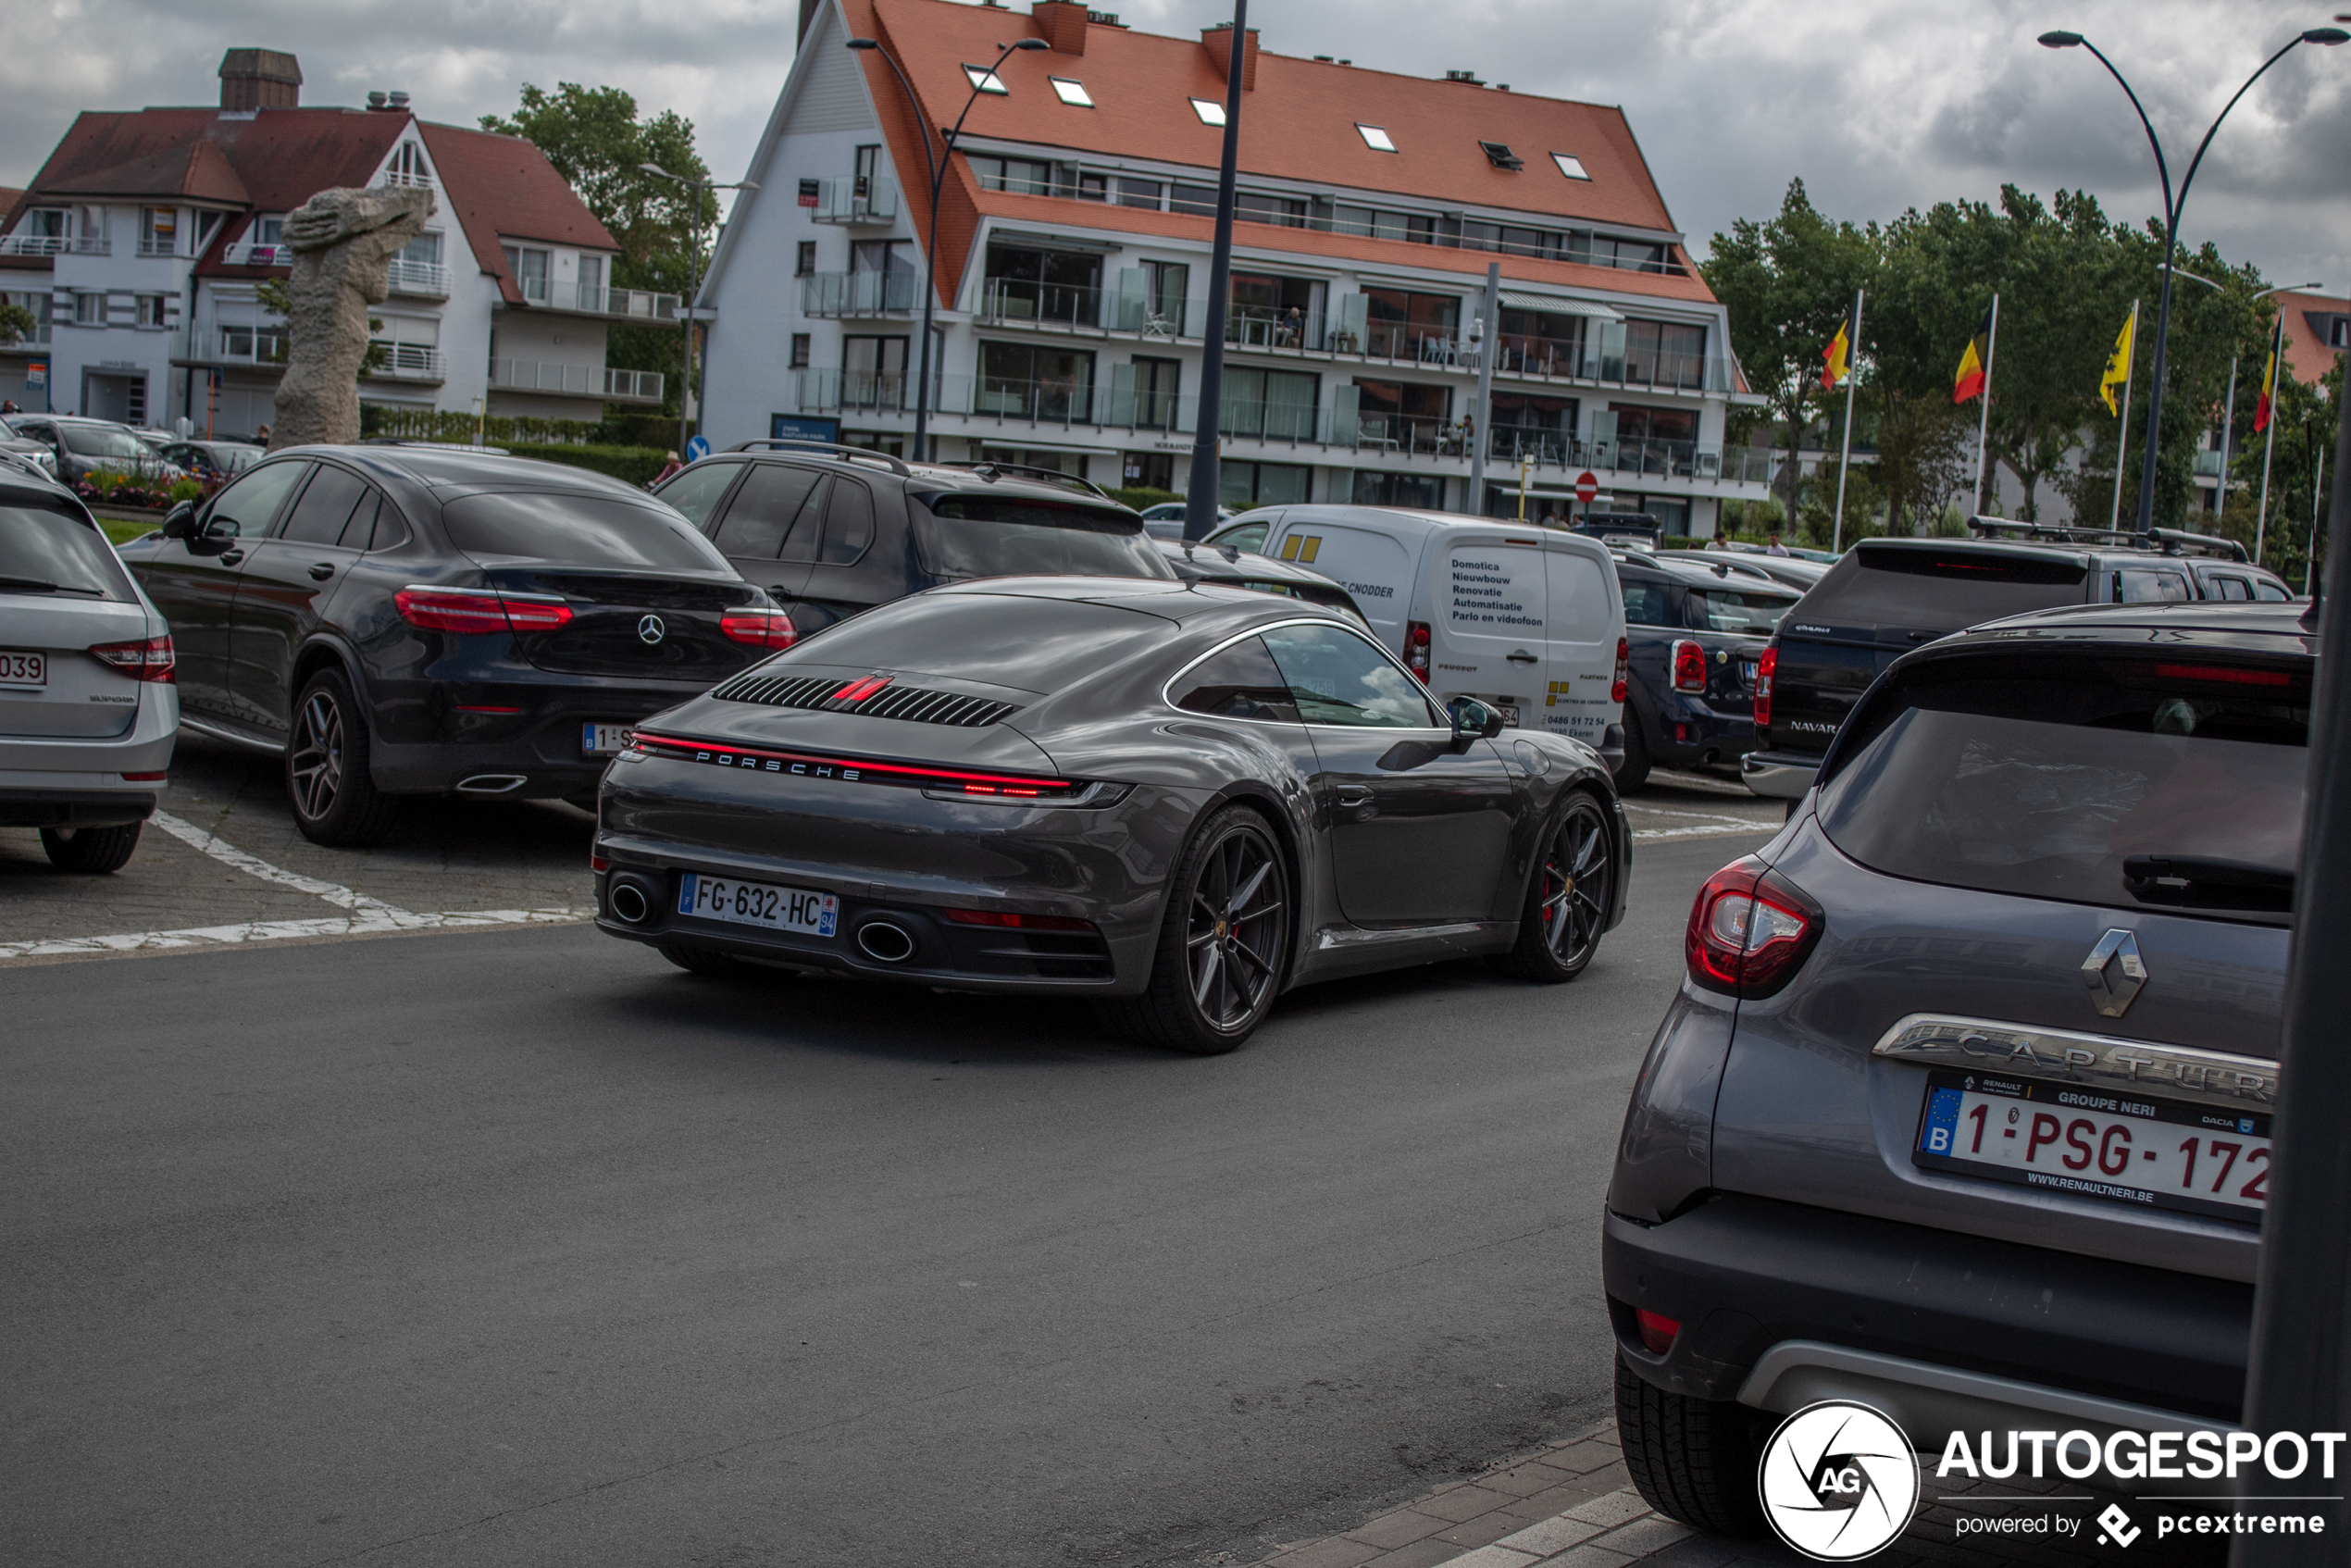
[0,235,66,257]
[488,358,665,404]
[529,281,681,320]
[387,260,450,297]
[214,326,289,367]
[801,270,919,317]
[71,236,111,256]
[136,240,182,258]
[230,243,290,268]
[976,278,1104,331]
[811,176,899,224]
[381,171,433,190]
[367,343,445,383]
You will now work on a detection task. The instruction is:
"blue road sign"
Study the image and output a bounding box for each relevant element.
[685,435,711,462]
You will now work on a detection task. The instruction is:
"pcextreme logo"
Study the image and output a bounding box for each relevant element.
[1758,1400,1922,1561]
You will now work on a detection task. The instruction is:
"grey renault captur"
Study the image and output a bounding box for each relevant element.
[1605,600,2306,1532]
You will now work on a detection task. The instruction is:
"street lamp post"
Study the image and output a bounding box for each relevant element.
[2037,27,2345,537]
[848,34,1051,463]
[640,163,758,455]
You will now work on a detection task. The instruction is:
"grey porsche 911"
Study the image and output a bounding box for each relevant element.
[592,577,1631,1052]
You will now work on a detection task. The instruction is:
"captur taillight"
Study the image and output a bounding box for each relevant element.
[1405,621,1432,684]
[1671,639,1708,693]
[1686,854,1822,998]
[1611,636,1630,704]
[1754,645,1778,731]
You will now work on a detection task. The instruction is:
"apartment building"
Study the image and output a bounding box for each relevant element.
[0,50,667,439]
[699,0,1769,531]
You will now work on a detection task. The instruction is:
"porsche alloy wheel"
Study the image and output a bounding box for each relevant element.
[1500,792,1613,982]
[1109,806,1291,1054]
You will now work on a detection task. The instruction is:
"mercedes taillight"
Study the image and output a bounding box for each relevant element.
[722,608,799,650]
[1686,854,1822,998]
[1671,639,1708,693]
[1754,645,1777,731]
[1405,622,1432,684]
[394,586,573,634]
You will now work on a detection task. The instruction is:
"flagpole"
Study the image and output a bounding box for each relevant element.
[2309,445,2327,596]
[1972,293,1999,515]
[2109,299,2140,534]
[1833,288,1863,554]
[2257,315,2283,567]
[2217,355,2237,525]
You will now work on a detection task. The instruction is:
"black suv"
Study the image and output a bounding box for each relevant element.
[650,442,1172,635]
[1744,525,2263,805]
[116,444,786,845]
[1612,552,1800,790]
[1609,600,2307,1533]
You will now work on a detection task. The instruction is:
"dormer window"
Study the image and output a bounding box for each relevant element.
[1049,77,1093,106]
[964,64,1008,94]
[1551,153,1591,180]
[387,142,430,187]
[1480,141,1524,170]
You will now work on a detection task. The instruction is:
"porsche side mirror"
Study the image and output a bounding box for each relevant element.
[1448,697,1505,749]
[160,501,196,540]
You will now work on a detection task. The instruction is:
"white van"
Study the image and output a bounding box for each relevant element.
[1232,505,1627,758]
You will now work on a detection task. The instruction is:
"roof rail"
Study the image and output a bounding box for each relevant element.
[934,459,1119,503]
[728,438,911,477]
[2146,526,2250,563]
[1966,516,2138,547]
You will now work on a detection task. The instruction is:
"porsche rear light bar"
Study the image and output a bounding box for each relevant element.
[88,634,175,682]
[395,586,573,634]
[628,729,1087,799]
[1671,639,1708,693]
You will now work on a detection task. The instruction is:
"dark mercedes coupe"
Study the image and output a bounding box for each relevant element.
[593,578,1631,1052]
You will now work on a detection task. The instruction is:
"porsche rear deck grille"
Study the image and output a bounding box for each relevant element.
[712,672,1022,728]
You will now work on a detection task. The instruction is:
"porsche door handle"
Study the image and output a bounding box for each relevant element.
[1505,649,1539,663]
[218,549,244,566]
[308,563,336,581]
[1336,786,1374,808]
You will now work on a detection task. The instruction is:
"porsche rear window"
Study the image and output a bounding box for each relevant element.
[1820,662,2309,922]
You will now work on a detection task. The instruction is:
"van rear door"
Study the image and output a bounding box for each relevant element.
[1424,533,1550,727]
[1269,519,1415,649]
[1538,542,1623,747]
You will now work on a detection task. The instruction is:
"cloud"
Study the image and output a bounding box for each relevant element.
[4,0,2345,288]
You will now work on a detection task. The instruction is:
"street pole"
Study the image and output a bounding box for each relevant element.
[2110,298,2140,534]
[676,178,702,457]
[2309,445,2327,595]
[2257,316,2284,566]
[1970,292,1999,516]
[2233,303,2351,1568]
[2039,29,2345,537]
[1182,0,1248,541]
[1469,260,1500,512]
[1832,287,1863,553]
[2218,355,2237,525]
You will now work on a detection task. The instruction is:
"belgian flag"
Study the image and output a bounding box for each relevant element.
[1820,309,1854,391]
[2254,316,2283,432]
[1951,305,1994,404]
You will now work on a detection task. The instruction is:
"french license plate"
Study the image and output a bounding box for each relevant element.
[677,872,838,937]
[1496,703,1521,728]
[1912,1069,2270,1224]
[0,650,46,688]
[582,722,631,756]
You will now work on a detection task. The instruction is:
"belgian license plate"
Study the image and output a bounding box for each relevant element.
[1496,703,1521,728]
[582,722,631,756]
[1912,1069,2270,1224]
[0,650,46,688]
[1740,660,1760,685]
[677,872,838,937]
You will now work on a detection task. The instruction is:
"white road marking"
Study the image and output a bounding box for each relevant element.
[1,811,581,962]
[1631,822,1776,841]
[1623,803,1773,825]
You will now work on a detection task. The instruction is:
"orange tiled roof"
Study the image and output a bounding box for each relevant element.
[419,121,619,305]
[2274,289,2349,386]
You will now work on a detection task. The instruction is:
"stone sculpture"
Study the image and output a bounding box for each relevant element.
[268,185,434,449]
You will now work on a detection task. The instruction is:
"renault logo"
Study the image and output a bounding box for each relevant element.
[637,614,666,644]
[2082,929,2148,1018]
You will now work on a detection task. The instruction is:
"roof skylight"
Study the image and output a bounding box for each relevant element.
[1552,153,1591,180]
[1050,77,1094,107]
[1481,141,1524,170]
[964,64,1008,93]
[1190,97,1226,126]
[1356,124,1397,153]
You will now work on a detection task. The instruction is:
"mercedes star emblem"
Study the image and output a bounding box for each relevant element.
[2082,929,2148,1018]
[637,614,666,644]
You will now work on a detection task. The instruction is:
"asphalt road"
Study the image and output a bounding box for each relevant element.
[3,753,1779,1568]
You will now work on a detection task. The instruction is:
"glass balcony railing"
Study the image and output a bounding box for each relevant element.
[487,358,663,402]
[801,270,919,317]
[976,278,1103,329]
[538,281,680,319]
[812,176,899,224]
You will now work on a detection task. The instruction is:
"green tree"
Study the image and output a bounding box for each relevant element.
[1702,180,1878,530]
[0,300,35,346]
[481,82,713,418]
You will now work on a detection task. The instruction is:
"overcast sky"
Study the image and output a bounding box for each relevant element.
[6,0,2347,290]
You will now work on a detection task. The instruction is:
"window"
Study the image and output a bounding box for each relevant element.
[1621,582,1676,627]
[843,336,908,404]
[969,155,1055,195]
[2115,568,2192,604]
[279,465,371,545]
[852,240,913,276]
[1049,77,1093,106]
[28,208,67,240]
[820,477,874,563]
[1115,177,1163,210]
[1228,271,1322,345]
[1146,260,1188,330]
[397,231,443,265]
[853,144,881,201]
[790,333,811,369]
[2210,575,2254,602]
[73,292,106,325]
[1172,184,1307,227]
[1174,637,1300,722]
[712,464,826,559]
[442,493,730,571]
[1218,462,1312,508]
[964,64,1008,93]
[1621,319,1708,385]
[2332,318,2350,349]
[984,243,1101,324]
[502,244,549,301]
[1190,97,1227,126]
[795,241,816,276]
[255,216,283,247]
[135,295,166,329]
[1221,367,1318,441]
[910,493,1170,581]
[388,142,430,185]
[1686,586,1797,635]
[577,255,603,299]
[1066,169,1110,202]
[1331,205,1436,244]
[140,206,177,255]
[201,461,308,539]
[1480,141,1524,170]
[1611,404,1698,445]
[654,459,744,529]
[1353,471,1444,507]
[1362,288,1460,357]
[1133,356,1181,428]
[1356,124,1396,152]
[194,210,224,253]
[1552,153,1591,180]
[977,341,1095,421]
[1260,624,1437,728]
[0,504,133,600]
[78,205,107,245]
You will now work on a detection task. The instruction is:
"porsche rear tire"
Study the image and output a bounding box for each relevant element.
[1105,805,1290,1055]
[1497,791,1613,983]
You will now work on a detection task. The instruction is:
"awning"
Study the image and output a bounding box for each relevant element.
[1498,292,1623,321]
[986,229,1125,255]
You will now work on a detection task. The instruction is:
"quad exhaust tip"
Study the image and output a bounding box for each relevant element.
[856,920,915,964]
[457,774,529,795]
[606,877,653,925]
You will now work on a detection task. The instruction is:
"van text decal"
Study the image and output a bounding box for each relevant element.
[1449,555,1544,631]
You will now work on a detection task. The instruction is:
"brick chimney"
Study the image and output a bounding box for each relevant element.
[1201,24,1258,91]
[1032,0,1088,54]
[218,48,302,112]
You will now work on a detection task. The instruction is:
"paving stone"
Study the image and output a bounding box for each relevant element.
[1480,1461,1581,1498]
[1561,1489,1652,1528]
[1264,1539,1386,1568]
[1527,1543,1638,1568]
[1500,1482,1611,1522]
[1433,1512,1533,1551]
[1586,1515,1691,1555]
[1344,1509,1453,1550]
[1365,1537,1486,1568]
[1430,1548,1540,1568]
[1542,1441,1626,1476]
[1495,1512,1609,1555]
[1412,1485,1522,1524]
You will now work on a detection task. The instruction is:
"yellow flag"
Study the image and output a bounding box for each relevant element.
[2099,308,2136,417]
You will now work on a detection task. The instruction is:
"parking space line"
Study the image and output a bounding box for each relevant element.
[150,811,403,913]
[1630,823,1776,841]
